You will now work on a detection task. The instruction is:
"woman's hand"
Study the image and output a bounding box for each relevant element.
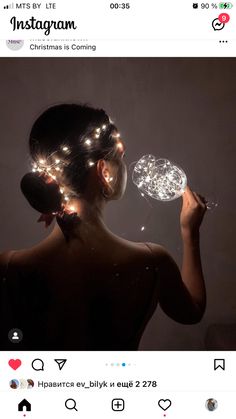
[180,186,207,238]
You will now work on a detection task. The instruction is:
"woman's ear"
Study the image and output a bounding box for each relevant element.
[96,159,112,185]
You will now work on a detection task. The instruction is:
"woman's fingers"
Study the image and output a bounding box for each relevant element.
[183,186,198,205]
[193,192,207,209]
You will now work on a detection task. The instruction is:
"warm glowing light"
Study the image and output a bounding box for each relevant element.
[88,160,95,167]
[55,159,60,164]
[102,124,107,130]
[85,139,92,146]
[116,141,124,151]
[64,196,69,201]
[132,155,187,201]
[141,226,145,231]
[62,146,69,151]
[95,134,100,139]
[60,188,64,194]
[39,159,45,164]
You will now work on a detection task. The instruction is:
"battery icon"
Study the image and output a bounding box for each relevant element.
[219,2,233,8]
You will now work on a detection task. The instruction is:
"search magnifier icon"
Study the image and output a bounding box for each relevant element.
[65,399,78,412]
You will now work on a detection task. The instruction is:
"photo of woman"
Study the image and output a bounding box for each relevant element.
[0,58,235,350]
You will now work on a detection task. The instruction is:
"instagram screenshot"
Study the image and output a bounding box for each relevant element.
[0,0,235,417]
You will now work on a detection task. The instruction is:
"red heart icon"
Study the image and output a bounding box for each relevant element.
[8,359,22,370]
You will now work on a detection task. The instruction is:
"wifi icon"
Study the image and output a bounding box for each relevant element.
[4,3,14,8]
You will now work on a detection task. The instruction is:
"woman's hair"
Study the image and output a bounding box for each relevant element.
[21,103,122,217]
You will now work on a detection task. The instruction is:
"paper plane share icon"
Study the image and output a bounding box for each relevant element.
[54,359,67,370]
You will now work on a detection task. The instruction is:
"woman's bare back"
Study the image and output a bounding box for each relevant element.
[0,235,160,350]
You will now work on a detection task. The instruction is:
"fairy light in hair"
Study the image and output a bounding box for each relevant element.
[30,120,122,217]
[88,160,95,167]
[85,138,92,146]
[116,141,124,152]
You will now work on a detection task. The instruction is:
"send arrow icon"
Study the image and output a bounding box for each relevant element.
[54,359,67,370]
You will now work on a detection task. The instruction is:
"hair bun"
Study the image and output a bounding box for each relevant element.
[20,172,62,214]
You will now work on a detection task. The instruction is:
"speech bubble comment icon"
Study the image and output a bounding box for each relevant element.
[212,18,225,30]
[31,359,44,371]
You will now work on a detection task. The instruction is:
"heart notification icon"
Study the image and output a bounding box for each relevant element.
[8,359,22,370]
[158,399,172,411]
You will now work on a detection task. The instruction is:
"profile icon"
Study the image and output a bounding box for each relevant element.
[8,328,23,343]
[9,379,20,389]
[205,398,218,411]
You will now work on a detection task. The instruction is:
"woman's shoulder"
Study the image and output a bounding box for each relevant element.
[0,249,34,276]
[0,250,15,276]
[115,237,170,263]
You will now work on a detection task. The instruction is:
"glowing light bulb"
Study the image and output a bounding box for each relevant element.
[39,159,45,164]
[141,226,145,231]
[85,139,92,146]
[60,188,64,194]
[62,146,69,152]
[132,155,187,201]
[32,168,36,172]
[55,167,60,171]
[95,134,100,139]
[88,160,95,167]
[102,124,107,130]
[55,159,60,164]
[64,196,69,201]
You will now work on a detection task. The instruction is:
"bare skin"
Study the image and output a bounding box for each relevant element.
[0,155,207,350]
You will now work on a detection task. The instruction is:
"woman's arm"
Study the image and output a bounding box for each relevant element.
[149,186,207,324]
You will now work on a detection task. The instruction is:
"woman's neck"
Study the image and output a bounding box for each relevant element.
[51,196,111,242]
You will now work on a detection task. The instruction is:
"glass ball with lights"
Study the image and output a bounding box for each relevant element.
[132,155,187,202]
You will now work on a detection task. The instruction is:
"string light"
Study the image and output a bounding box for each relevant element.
[132,155,187,201]
[31,120,123,215]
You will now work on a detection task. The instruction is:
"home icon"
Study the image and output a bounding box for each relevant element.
[18,399,31,412]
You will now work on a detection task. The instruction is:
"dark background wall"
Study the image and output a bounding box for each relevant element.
[0,58,235,349]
